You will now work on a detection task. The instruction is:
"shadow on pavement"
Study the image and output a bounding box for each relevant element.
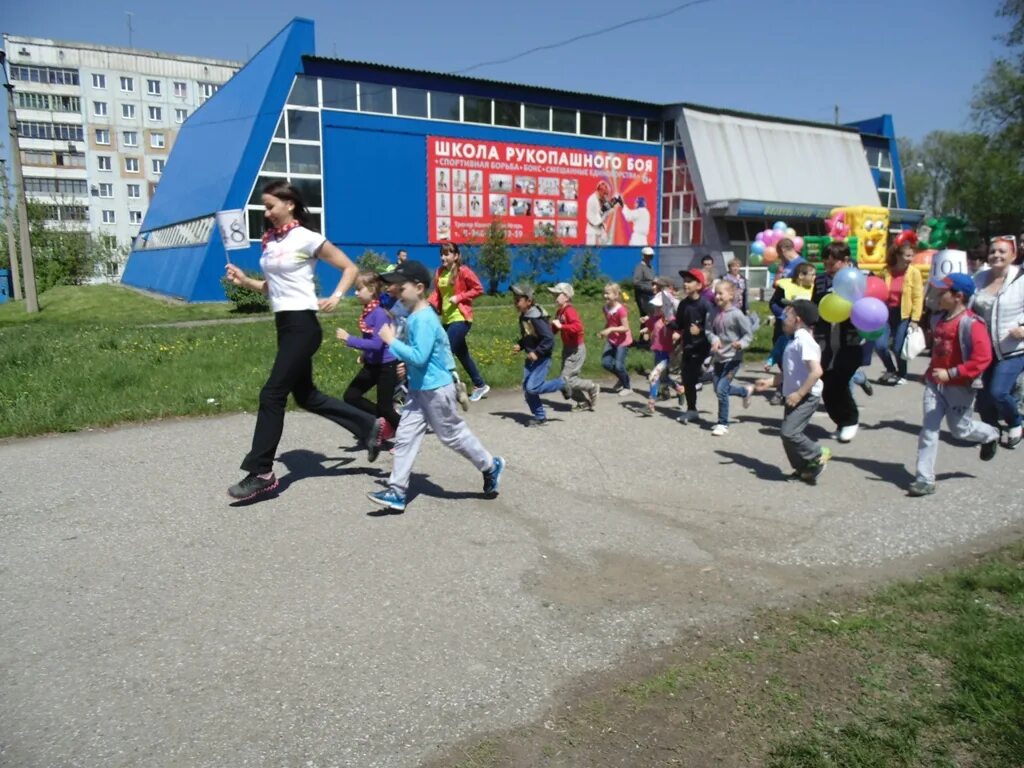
[714,450,791,482]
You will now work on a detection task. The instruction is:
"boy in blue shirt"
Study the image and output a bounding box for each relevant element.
[371,260,504,512]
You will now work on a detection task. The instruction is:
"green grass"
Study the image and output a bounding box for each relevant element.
[0,285,772,438]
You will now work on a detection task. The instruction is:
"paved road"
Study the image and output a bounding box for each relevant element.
[2,358,1022,767]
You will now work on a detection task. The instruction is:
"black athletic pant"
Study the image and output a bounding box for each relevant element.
[821,346,862,429]
[681,351,706,412]
[241,310,375,474]
[344,361,401,431]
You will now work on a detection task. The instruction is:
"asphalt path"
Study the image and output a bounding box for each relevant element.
[2,357,1022,767]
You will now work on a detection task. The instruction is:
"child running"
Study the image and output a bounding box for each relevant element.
[671,269,715,424]
[754,299,831,484]
[598,282,633,394]
[643,286,684,415]
[368,260,504,513]
[336,271,401,447]
[510,284,556,425]
[909,274,999,497]
[706,281,754,436]
[538,282,600,411]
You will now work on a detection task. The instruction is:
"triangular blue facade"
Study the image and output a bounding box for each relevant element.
[122,18,315,301]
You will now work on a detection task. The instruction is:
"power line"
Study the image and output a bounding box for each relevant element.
[453,0,718,74]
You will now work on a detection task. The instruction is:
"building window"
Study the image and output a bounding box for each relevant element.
[93,101,107,117]
[98,155,112,171]
[173,81,187,98]
[96,128,111,145]
[462,96,492,125]
[127,183,141,199]
[16,92,78,111]
[605,115,628,139]
[123,131,138,147]
[146,79,161,96]
[262,143,288,174]
[122,104,136,119]
[98,183,114,198]
[150,132,166,149]
[120,76,134,93]
[322,79,357,110]
[646,119,662,143]
[102,210,116,223]
[524,104,550,131]
[660,142,701,247]
[289,144,320,175]
[579,111,603,137]
[494,100,520,128]
[286,109,319,141]
[148,106,162,122]
[430,92,460,122]
[152,158,165,174]
[129,210,143,224]
[629,117,645,141]
[125,157,140,173]
[552,108,576,134]
[359,83,393,115]
[395,87,427,118]
[17,121,84,141]
[92,73,106,89]
[287,76,319,107]
[10,65,79,85]
[198,82,218,101]
[174,108,188,123]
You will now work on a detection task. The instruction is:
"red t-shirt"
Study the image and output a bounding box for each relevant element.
[554,304,585,347]
[886,272,905,309]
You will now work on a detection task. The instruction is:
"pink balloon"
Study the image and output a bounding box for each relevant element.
[864,275,887,302]
[793,236,804,252]
[755,232,765,243]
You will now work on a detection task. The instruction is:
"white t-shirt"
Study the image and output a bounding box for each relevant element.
[259,226,327,313]
[783,327,823,398]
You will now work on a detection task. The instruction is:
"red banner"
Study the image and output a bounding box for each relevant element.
[427,136,659,246]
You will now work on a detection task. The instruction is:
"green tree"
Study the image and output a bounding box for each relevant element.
[475,219,512,294]
[972,0,1024,157]
[518,225,568,283]
[896,137,927,211]
[570,248,607,298]
[25,200,121,292]
[356,249,390,273]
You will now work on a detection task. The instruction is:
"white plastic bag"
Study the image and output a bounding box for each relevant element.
[901,325,926,361]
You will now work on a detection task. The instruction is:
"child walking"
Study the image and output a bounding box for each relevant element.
[598,282,633,394]
[510,284,557,425]
[336,271,401,446]
[754,300,831,484]
[670,268,715,424]
[538,282,599,411]
[644,289,684,414]
[368,260,504,513]
[909,274,999,497]
[706,281,754,436]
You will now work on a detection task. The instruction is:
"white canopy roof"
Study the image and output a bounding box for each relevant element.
[679,106,881,208]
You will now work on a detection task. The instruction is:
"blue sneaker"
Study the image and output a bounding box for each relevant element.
[367,488,407,512]
[483,456,505,497]
[469,384,490,402]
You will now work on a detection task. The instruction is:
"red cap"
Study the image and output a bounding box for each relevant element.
[679,268,706,288]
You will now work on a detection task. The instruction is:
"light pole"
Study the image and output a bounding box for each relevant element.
[0,158,23,299]
[1,48,38,312]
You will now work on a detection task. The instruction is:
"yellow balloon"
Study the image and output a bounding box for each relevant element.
[819,293,852,323]
[786,227,797,238]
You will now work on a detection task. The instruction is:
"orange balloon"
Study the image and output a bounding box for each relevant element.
[762,246,778,265]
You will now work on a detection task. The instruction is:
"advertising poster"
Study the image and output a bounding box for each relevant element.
[427,136,659,246]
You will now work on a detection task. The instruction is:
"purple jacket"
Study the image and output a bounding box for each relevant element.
[345,305,397,365]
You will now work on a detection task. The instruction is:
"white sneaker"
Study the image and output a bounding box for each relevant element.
[837,424,859,443]
[742,385,754,409]
[677,409,698,424]
[618,387,631,397]
[710,424,729,437]
[894,377,907,386]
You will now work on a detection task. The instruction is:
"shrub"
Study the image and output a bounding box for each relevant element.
[571,248,608,299]
[220,272,270,313]
[357,249,391,274]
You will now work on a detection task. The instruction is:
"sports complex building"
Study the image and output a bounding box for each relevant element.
[122,18,922,301]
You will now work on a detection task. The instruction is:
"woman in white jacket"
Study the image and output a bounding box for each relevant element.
[972,236,1024,448]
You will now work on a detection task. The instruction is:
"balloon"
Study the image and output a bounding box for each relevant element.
[819,293,852,324]
[864,275,887,302]
[751,241,766,255]
[773,221,787,232]
[755,232,765,243]
[749,253,763,266]
[832,267,867,303]
[793,236,804,253]
[785,227,797,238]
[850,297,888,332]
[858,329,884,341]
[762,246,778,265]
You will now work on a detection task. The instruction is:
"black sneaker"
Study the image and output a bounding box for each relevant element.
[908,480,936,497]
[859,378,874,397]
[366,418,384,463]
[980,438,998,461]
[800,447,831,485]
[482,456,505,497]
[228,472,278,501]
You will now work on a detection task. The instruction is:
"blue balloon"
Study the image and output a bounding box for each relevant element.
[832,266,867,303]
[773,221,787,231]
[751,241,766,255]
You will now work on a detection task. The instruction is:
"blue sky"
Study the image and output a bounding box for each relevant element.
[1,0,1008,145]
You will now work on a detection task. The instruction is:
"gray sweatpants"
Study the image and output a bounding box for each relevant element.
[780,394,822,471]
[388,383,494,495]
[916,381,998,484]
[561,345,597,402]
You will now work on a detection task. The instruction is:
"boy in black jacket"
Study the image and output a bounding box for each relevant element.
[671,268,715,423]
[511,284,556,426]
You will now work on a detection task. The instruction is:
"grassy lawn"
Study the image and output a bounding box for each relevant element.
[0,285,773,438]
[436,542,1024,768]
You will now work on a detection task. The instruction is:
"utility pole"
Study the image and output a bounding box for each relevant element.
[126,12,134,48]
[2,51,39,312]
[834,104,839,125]
[0,159,23,300]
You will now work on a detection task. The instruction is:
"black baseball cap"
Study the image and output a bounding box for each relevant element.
[379,259,432,289]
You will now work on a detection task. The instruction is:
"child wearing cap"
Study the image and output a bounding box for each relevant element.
[368,260,505,513]
[538,282,600,411]
[643,283,684,414]
[670,268,715,423]
[909,273,999,497]
[511,284,557,425]
[754,299,831,484]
